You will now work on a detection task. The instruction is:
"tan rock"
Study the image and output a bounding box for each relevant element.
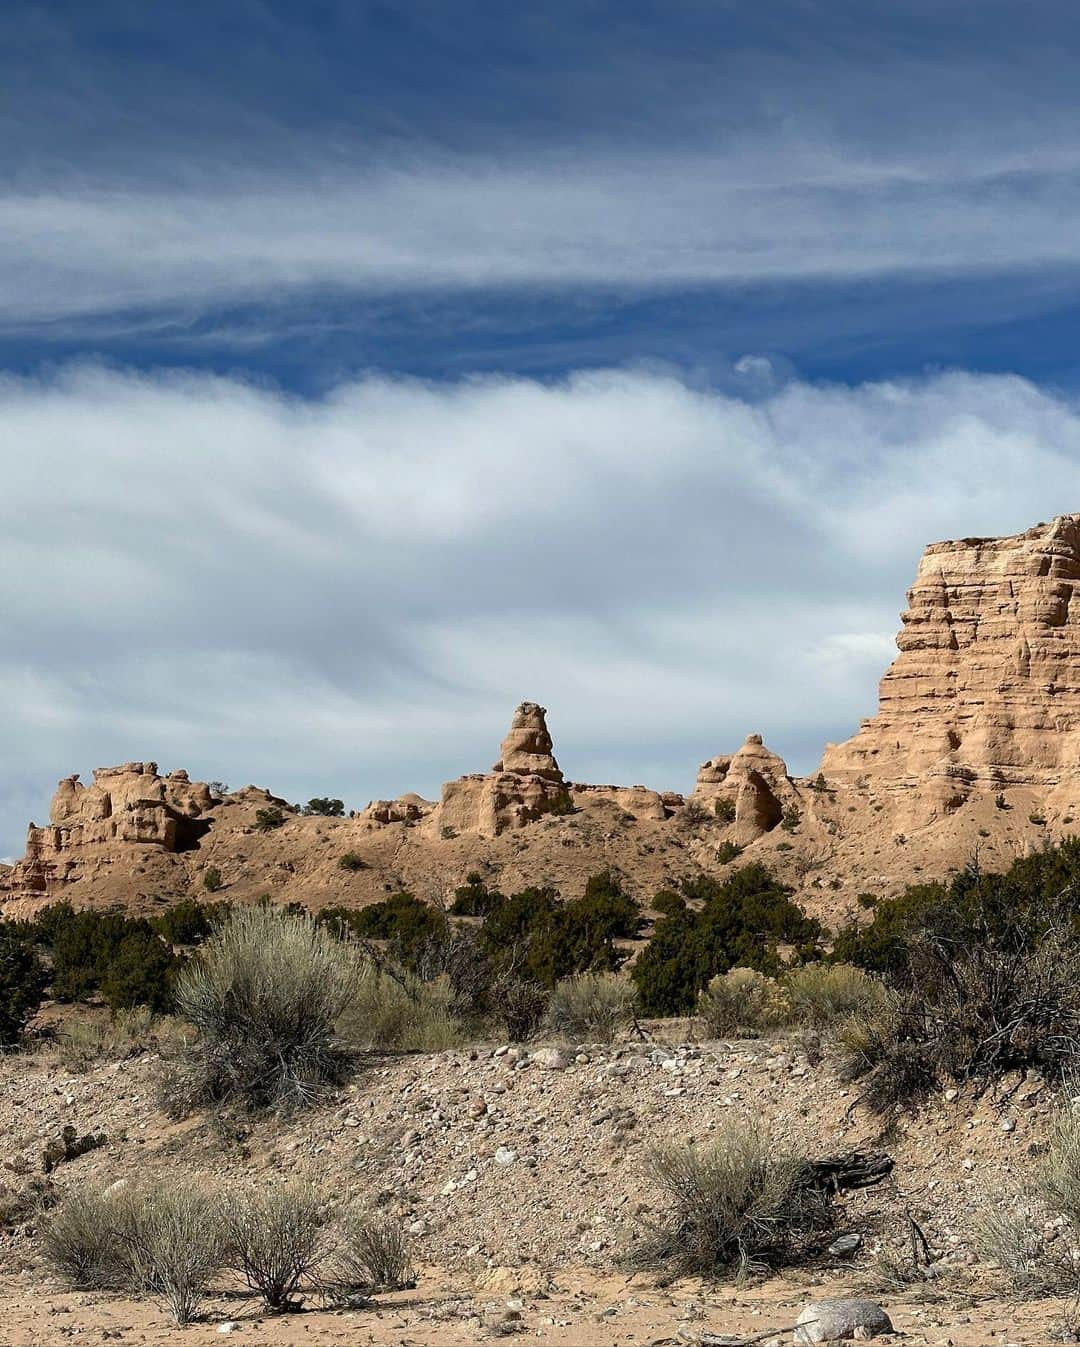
[492,701,564,782]
[822,513,1080,823]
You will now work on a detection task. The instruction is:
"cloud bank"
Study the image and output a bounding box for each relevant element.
[3,361,1080,858]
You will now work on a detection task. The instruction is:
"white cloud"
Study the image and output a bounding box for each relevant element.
[3,361,1080,856]
[5,146,1080,326]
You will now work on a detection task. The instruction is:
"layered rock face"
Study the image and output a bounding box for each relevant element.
[822,514,1080,817]
[6,763,215,894]
[437,702,573,837]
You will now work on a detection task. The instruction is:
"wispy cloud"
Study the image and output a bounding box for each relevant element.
[6,149,1080,329]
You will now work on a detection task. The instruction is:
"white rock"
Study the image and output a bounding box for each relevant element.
[794,1299,893,1344]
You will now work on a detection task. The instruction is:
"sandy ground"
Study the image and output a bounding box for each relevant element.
[0,1025,1066,1345]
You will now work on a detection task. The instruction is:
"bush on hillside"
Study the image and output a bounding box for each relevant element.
[254,806,286,831]
[336,961,467,1052]
[448,873,504,917]
[477,874,642,988]
[842,936,1080,1111]
[546,972,637,1043]
[39,906,181,1011]
[698,967,791,1038]
[165,904,360,1113]
[152,899,220,947]
[0,927,47,1045]
[632,865,822,1016]
[781,963,885,1028]
[627,1120,833,1278]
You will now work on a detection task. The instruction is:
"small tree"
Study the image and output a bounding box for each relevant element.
[0,929,47,1045]
[202,867,223,893]
[304,798,345,817]
[255,807,286,832]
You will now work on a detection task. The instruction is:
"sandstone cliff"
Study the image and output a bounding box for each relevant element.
[821,513,1080,827]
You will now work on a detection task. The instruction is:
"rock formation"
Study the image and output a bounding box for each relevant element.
[437,702,573,837]
[821,513,1080,823]
[492,702,563,781]
[5,763,216,895]
[692,734,800,842]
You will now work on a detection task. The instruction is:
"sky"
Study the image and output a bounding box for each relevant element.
[6,1,1080,859]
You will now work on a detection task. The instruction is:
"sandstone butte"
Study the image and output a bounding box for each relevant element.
[5,513,1080,922]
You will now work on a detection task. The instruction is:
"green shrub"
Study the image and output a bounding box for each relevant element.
[202,867,223,893]
[0,927,47,1045]
[165,905,360,1113]
[220,1180,326,1312]
[627,1120,832,1278]
[100,927,179,1013]
[338,852,367,872]
[781,963,885,1028]
[546,973,637,1042]
[304,798,345,817]
[632,865,821,1016]
[254,806,286,831]
[153,900,219,947]
[348,892,444,959]
[449,874,504,917]
[45,907,179,1011]
[652,891,687,918]
[698,968,791,1037]
[714,797,736,823]
[716,840,743,863]
[478,876,641,988]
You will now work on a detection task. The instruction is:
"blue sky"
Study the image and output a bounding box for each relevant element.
[5,2,1080,859]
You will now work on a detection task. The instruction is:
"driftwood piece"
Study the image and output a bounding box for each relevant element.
[798,1150,894,1195]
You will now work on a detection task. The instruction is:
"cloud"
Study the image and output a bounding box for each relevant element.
[4,361,1080,856]
[6,148,1080,330]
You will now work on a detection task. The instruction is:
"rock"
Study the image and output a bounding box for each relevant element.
[691,734,799,841]
[827,1232,863,1258]
[494,1146,517,1165]
[3,762,218,899]
[531,1047,573,1071]
[821,514,1080,824]
[492,702,564,782]
[794,1299,893,1344]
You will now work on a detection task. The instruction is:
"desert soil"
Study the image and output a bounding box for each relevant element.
[0,1024,1062,1345]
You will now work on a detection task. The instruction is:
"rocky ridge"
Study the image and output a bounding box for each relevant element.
[6,514,1080,919]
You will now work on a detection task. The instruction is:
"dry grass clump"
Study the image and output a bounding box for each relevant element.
[164,905,361,1113]
[974,1102,1080,1296]
[626,1119,832,1278]
[57,1007,188,1072]
[40,1185,138,1291]
[330,1208,414,1297]
[219,1180,327,1312]
[698,968,790,1037]
[337,963,467,1052]
[546,973,637,1043]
